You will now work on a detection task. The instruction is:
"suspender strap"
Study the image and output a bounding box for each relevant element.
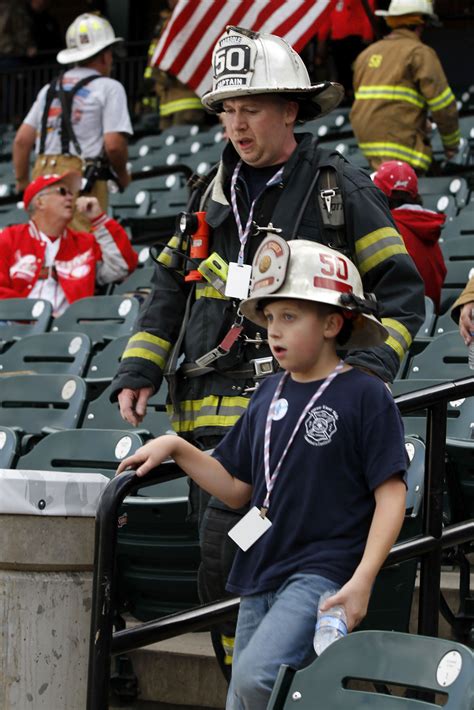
[59,74,100,155]
[39,73,63,155]
[39,73,100,157]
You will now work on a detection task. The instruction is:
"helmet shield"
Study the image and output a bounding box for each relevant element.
[240,236,388,349]
[202,26,344,120]
[57,13,124,65]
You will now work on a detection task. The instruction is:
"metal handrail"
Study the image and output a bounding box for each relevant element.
[86,376,474,709]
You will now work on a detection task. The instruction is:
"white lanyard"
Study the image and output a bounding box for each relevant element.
[230,160,284,265]
[262,361,344,514]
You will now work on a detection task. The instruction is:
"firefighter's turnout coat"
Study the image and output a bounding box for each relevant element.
[111,135,425,439]
[350,28,460,171]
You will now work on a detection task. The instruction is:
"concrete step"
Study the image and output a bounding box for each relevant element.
[110,569,474,710]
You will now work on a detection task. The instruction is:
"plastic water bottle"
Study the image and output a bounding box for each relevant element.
[469,309,474,370]
[313,590,347,656]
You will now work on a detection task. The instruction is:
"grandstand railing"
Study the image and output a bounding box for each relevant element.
[0,42,148,126]
[86,377,474,710]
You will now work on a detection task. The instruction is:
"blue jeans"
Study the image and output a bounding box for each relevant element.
[226,573,340,710]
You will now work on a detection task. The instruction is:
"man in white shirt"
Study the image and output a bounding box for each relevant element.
[13,13,132,227]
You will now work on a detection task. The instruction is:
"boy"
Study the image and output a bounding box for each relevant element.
[117,237,407,710]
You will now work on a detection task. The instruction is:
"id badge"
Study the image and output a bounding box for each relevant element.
[228,506,272,551]
[225,262,252,300]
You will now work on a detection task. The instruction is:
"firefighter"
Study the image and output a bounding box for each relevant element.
[13,12,132,229]
[110,26,425,680]
[350,0,460,174]
[144,0,206,130]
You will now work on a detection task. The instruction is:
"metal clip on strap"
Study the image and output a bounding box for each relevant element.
[195,324,243,368]
[320,188,337,214]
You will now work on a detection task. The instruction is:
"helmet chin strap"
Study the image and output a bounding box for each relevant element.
[339,291,380,318]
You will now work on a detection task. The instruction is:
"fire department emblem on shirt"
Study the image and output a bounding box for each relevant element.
[304,405,338,446]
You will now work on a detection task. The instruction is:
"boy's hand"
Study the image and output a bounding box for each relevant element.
[319,578,372,632]
[116,435,177,477]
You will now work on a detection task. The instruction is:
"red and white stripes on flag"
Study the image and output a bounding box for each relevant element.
[151,0,337,97]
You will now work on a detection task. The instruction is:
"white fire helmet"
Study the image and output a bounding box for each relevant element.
[201,26,344,121]
[240,236,388,349]
[57,13,124,65]
[376,0,438,20]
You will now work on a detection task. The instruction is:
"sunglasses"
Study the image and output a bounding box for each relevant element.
[40,185,74,198]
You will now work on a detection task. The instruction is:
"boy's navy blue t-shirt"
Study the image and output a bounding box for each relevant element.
[212,368,407,596]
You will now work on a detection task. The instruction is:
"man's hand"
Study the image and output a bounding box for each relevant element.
[444,147,458,161]
[118,386,154,426]
[75,196,103,220]
[459,302,474,345]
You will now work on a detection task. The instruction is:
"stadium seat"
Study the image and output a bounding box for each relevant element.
[358,435,424,634]
[0,298,52,348]
[432,310,458,336]
[16,428,145,479]
[85,335,128,383]
[116,472,200,620]
[113,266,155,296]
[440,235,474,261]
[0,426,20,468]
[416,296,436,337]
[392,378,474,441]
[418,175,469,210]
[446,437,474,522]
[406,332,468,380]
[82,382,171,436]
[0,332,91,376]
[0,373,86,434]
[440,260,474,312]
[51,296,139,344]
[0,203,26,227]
[267,630,474,710]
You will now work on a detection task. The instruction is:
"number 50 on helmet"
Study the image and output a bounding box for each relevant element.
[240,236,388,349]
[202,26,344,121]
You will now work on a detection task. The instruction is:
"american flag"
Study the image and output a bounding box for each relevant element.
[151,0,337,97]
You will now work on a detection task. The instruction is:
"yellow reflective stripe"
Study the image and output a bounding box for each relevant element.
[359,141,431,169]
[159,98,203,116]
[356,227,407,275]
[122,347,166,369]
[355,84,425,108]
[195,283,229,301]
[382,317,413,360]
[441,128,461,146]
[428,86,455,112]
[168,395,249,433]
[121,332,172,369]
[128,332,172,352]
[222,633,234,664]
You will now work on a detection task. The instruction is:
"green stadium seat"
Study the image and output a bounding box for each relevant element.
[440,235,474,262]
[358,435,424,634]
[0,298,52,348]
[418,175,469,210]
[116,473,200,620]
[446,437,474,522]
[267,630,474,710]
[85,335,128,383]
[113,266,155,296]
[0,332,91,376]
[0,373,86,434]
[406,332,469,380]
[51,296,139,345]
[0,426,20,468]
[433,310,458,337]
[82,382,171,436]
[16,428,145,479]
[392,378,474,441]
